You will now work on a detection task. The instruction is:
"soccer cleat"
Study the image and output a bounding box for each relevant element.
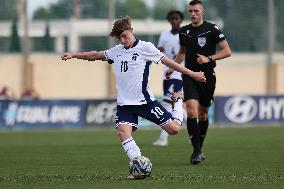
[127,175,135,180]
[127,174,151,180]
[200,153,206,161]
[170,91,183,103]
[190,151,202,165]
[152,138,168,146]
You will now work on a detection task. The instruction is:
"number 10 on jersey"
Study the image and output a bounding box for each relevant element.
[121,61,128,72]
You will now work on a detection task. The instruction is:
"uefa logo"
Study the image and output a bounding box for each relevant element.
[224,96,258,123]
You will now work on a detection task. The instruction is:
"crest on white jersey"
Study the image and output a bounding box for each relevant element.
[198,37,206,47]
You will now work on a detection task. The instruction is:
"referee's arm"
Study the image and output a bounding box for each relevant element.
[197,40,231,64]
[212,40,231,61]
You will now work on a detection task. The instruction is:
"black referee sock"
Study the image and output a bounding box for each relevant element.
[187,118,201,154]
[199,119,209,149]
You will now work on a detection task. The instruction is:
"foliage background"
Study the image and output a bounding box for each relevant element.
[0,0,283,52]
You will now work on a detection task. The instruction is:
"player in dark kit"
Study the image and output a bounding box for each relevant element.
[167,0,231,165]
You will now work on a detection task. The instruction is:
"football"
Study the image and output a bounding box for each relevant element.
[129,156,152,179]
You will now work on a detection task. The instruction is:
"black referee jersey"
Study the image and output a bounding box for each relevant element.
[179,21,226,73]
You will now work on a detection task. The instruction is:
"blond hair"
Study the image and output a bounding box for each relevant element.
[109,16,132,37]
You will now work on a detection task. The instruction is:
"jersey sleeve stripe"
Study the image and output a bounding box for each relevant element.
[160,118,172,127]
[157,55,165,64]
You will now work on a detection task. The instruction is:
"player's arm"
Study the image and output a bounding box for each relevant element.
[61,51,106,61]
[165,45,185,78]
[197,40,231,64]
[162,56,206,82]
[174,45,186,64]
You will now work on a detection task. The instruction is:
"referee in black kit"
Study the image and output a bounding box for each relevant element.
[167,0,231,165]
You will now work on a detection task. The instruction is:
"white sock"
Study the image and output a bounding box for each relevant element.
[161,101,173,112]
[122,137,141,161]
[172,99,183,125]
[159,130,169,140]
[183,103,187,120]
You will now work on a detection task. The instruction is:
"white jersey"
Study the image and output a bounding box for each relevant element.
[158,30,183,80]
[104,39,164,106]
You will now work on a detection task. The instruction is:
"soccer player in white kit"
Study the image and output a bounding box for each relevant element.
[153,10,185,146]
[61,16,206,179]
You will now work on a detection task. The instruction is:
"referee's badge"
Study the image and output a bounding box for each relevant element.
[198,37,206,47]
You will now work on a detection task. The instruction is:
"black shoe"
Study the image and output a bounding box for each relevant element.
[190,151,202,165]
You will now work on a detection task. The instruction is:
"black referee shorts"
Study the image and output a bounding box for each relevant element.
[182,71,216,107]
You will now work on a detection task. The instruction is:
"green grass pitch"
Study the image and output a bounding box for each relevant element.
[0,126,283,189]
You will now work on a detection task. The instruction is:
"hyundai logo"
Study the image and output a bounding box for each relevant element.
[224,96,257,123]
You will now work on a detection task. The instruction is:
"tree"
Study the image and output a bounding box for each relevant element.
[32,22,54,52]
[33,0,149,20]
[33,0,72,20]
[0,0,17,21]
[32,7,53,20]
[31,0,284,52]
[116,0,149,19]
[204,0,268,52]
[80,0,108,18]
[152,0,187,20]
[42,23,53,51]
[9,19,21,52]
[275,0,284,51]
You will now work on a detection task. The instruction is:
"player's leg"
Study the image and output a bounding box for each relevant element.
[152,101,172,146]
[183,78,202,164]
[115,105,141,161]
[185,99,202,164]
[157,92,186,138]
[198,105,209,161]
[161,92,185,135]
[198,105,209,149]
[153,79,182,146]
[152,91,184,145]
[116,123,145,180]
[197,71,216,161]
[162,120,181,135]
[138,100,181,135]
[117,124,141,161]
